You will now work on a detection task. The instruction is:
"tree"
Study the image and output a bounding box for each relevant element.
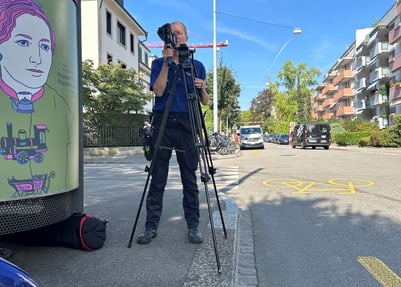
[206,59,241,133]
[266,81,297,133]
[82,60,152,117]
[247,61,321,133]
[277,61,320,123]
[82,60,152,146]
[249,87,274,129]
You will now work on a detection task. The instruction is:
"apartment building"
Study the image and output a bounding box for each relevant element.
[314,2,399,128]
[81,0,153,112]
[388,0,401,123]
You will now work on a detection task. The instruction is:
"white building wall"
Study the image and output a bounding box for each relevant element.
[81,0,100,65]
[81,0,146,70]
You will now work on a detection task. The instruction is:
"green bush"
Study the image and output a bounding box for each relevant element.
[333,131,372,146]
[330,116,401,147]
[341,118,379,132]
[359,137,370,147]
[370,129,400,147]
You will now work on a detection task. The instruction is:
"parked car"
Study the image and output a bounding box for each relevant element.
[264,133,275,143]
[277,133,289,145]
[272,134,280,143]
[291,123,331,149]
[238,125,264,149]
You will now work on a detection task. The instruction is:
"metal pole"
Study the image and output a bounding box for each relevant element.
[213,0,218,132]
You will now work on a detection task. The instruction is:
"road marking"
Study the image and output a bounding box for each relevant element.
[251,150,260,156]
[262,178,375,194]
[358,256,401,286]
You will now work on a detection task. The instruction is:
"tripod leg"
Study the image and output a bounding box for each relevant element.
[208,170,228,239]
[201,178,222,274]
[127,171,151,248]
[199,109,228,239]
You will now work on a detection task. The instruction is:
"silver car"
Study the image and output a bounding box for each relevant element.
[239,125,265,150]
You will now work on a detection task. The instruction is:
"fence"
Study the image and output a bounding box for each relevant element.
[83,125,142,147]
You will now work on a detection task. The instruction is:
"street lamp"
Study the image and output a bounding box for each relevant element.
[293,28,302,34]
[212,7,302,132]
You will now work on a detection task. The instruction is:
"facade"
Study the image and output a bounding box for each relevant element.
[388,0,401,123]
[314,2,399,127]
[81,0,153,113]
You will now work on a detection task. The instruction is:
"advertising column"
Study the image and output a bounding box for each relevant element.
[0,0,81,234]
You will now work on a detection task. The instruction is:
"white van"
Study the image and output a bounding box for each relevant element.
[238,125,264,150]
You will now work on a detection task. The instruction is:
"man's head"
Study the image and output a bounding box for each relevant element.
[171,21,188,47]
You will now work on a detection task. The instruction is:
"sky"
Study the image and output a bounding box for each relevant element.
[126,0,396,111]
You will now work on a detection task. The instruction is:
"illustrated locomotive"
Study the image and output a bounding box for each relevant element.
[0,122,48,164]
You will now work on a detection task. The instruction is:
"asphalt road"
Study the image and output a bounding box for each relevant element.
[0,153,239,287]
[223,143,401,287]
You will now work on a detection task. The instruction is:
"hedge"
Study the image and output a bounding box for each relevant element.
[333,131,373,146]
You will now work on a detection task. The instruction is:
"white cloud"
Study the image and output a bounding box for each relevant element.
[217,26,277,52]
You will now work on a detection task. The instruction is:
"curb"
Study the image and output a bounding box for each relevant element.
[184,193,239,287]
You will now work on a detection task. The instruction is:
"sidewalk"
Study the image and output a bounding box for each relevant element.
[0,149,243,287]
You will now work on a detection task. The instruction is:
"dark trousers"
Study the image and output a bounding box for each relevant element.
[145,118,200,230]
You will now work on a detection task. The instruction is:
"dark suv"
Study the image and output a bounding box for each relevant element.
[291,123,331,150]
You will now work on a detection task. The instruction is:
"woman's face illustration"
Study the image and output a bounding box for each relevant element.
[0,13,53,92]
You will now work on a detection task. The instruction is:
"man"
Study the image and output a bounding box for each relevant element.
[137,21,210,244]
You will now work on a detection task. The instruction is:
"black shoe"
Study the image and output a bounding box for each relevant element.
[188,228,203,243]
[137,229,157,244]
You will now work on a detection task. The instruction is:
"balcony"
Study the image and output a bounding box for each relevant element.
[356,77,367,92]
[316,105,324,112]
[314,92,325,102]
[369,67,390,82]
[333,70,353,86]
[333,88,354,102]
[335,106,354,116]
[390,85,401,101]
[323,71,337,81]
[357,99,366,111]
[321,84,336,96]
[323,112,334,120]
[370,93,389,106]
[389,53,401,72]
[322,98,334,108]
[377,42,389,56]
[398,0,401,16]
[356,56,367,71]
[389,24,401,45]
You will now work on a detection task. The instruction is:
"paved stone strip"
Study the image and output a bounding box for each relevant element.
[234,207,258,287]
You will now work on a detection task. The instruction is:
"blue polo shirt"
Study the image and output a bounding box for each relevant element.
[150,57,207,113]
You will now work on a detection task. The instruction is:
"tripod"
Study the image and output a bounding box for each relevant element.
[127,45,227,274]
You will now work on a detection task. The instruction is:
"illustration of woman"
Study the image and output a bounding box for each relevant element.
[0,0,55,113]
[0,0,78,200]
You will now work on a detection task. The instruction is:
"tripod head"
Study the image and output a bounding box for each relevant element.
[177,44,195,71]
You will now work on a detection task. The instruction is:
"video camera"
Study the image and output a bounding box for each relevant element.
[157,23,177,49]
[157,23,192,67]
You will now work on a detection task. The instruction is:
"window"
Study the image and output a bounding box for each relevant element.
[117,21,126,46]
[130,33,135,54]
[107,53,113,64]
[106,11,112,35]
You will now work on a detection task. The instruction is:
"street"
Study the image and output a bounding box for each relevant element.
[2,143,401,286]
[222,143,401,286]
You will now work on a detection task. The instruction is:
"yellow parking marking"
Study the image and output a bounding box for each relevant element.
[251,150,260,156]
[262,178,375,195]
[358,256,401,287]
